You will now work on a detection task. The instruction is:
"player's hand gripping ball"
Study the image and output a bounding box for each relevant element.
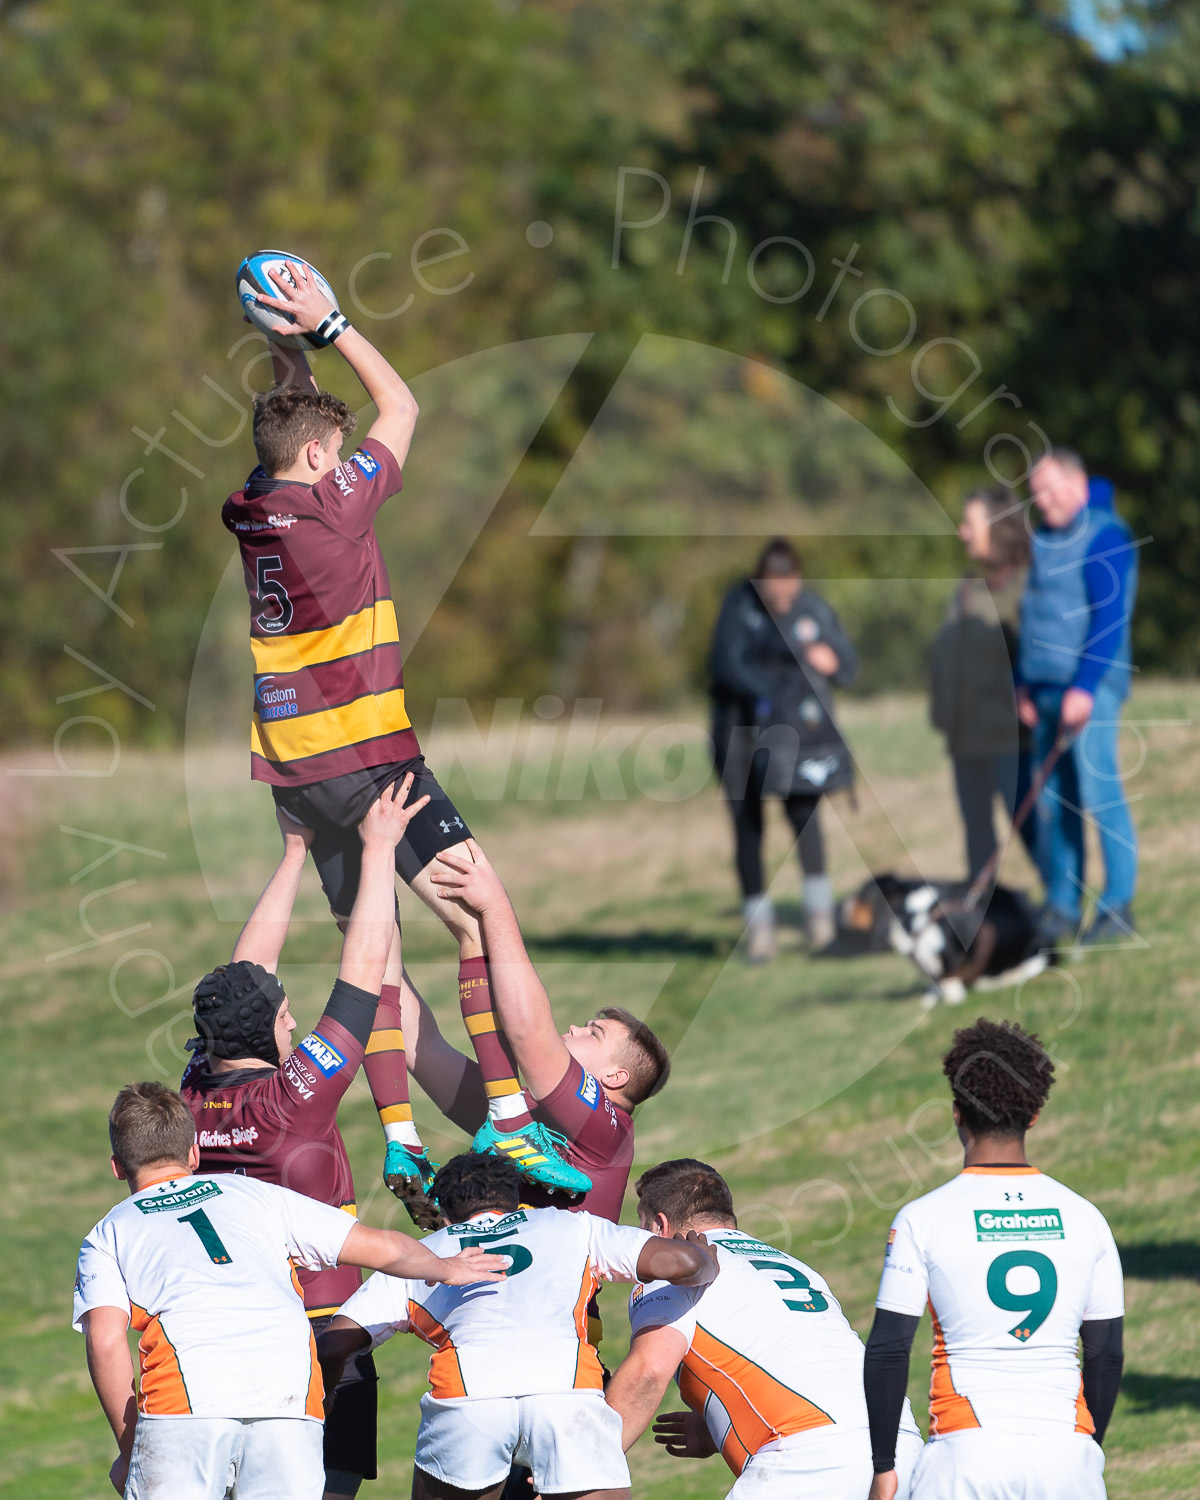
[235,249,341,350]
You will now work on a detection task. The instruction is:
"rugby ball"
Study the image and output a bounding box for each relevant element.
[235,250,340,350]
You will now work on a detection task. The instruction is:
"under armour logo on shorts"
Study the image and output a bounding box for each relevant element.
[440,817,464,834]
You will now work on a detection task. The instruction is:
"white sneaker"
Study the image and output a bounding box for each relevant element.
[743,895,776,965]
[805,908,835,951]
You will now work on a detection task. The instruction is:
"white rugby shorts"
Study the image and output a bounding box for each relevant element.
[727,1428,873,1499]
[911,1430,1106,1500]
[125,1414,323,1500]
[895,1427,926,1500]
[413,1391,629,1493]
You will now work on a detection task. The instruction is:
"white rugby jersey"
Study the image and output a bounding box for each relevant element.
[627,1228,881,1475]
[73,1172,355,1419]
[338,1206,651,1400]
[876,1166,1124,1439]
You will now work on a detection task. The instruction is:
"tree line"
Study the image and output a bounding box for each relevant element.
[2,0,1196,744]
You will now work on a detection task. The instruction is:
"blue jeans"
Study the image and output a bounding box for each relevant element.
[1031,683,1138,917]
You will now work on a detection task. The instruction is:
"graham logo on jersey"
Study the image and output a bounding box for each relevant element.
[719,1237,780,1257]
[298,1032,346,1077]
[576,1071,600,1110]
[974,1207,1065,1241]
[135,1180,224,1215]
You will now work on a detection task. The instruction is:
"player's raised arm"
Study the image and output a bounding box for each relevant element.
[268,340,319,395]
[255,260,419,466]
[430,840,571,1099]
[230,809,314,971]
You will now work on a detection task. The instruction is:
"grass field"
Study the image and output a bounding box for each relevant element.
[3,683,1198,1499]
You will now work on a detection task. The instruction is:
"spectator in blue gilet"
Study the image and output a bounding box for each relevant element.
[1016,448,1139,945]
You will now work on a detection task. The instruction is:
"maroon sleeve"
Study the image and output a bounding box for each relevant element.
[534,1056,621,1155]
[308,438,402,538]
[271,981,377,1136]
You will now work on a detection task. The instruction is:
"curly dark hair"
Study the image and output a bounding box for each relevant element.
[942,1017,1055,1139]
[430,1152,521,1225]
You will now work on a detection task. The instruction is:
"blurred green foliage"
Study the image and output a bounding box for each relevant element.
[2,0,1197,742]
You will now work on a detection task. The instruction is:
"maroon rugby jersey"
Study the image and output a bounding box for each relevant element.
[524,1057,635,1223]
[180,979,375,1315]
[221,436,420,787]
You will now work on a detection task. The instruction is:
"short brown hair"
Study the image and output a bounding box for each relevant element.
[252,385,357,475]
[597,1006,671,1106]
[109,1082,196,1179]
[635,1158,736,1229]
[964,484,1031,571]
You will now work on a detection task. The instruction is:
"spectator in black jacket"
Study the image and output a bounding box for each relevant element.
[709,539,858,962]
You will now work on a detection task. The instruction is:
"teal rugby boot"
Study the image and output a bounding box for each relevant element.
[470,1118,592,1197]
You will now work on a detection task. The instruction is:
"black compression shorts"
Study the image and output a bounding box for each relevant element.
[309,1312,378,1481]
[272,756,472,917]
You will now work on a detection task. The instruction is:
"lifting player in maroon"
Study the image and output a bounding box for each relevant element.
[413,840,671,1222]
[181,776,427,1500]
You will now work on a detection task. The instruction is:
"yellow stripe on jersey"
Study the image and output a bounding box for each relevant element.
[251,688,410,764]
[250,599,400,676]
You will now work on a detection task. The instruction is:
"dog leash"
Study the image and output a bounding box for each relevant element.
[961,729,1075,913]
[906,728,1075,1001]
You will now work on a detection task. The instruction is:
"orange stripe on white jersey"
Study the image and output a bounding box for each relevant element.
[1074,1377,1095,1436]
[571,1261,604,1391]
[304,1323,325,1419]
[681,1326,834,1474]
[136,1313,192,1415]
[928,1300,980,1435]
[408,1301,467,1399]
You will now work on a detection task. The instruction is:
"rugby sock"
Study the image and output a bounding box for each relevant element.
[458,955,533,1129]
[365,984,422,1148]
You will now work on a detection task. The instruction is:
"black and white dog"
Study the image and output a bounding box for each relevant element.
[834,873,1053,1006]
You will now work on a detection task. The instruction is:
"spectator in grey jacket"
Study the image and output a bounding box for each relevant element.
[709,539,857,962]
[930,486,1042,881]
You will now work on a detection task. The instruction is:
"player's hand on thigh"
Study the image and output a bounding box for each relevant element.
[359,774,431,849]
[275,805,316,856]
[429,838,504,914]
[652,1410,715,1459]
[868,1470,899,1500]
[108,1453,130,1496]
